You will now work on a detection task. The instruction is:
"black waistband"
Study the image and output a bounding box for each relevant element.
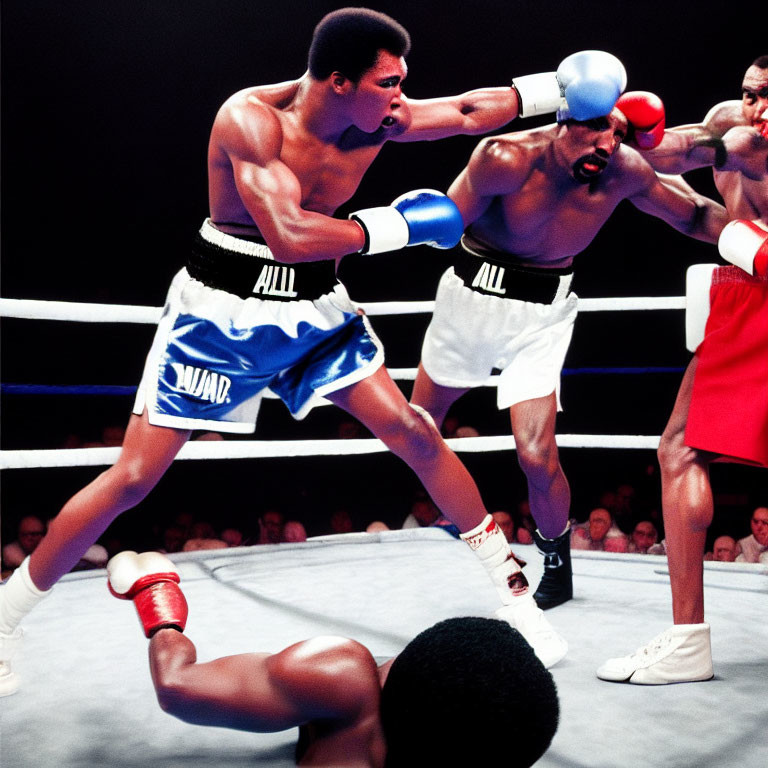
[187,232,339,301]
[453,240,572,303]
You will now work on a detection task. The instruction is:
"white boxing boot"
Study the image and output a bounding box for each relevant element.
[0,628,23,697]
[461,514,568,669]
[597,623,714,684]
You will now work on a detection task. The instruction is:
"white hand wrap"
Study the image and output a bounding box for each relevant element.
[349,206,410,255]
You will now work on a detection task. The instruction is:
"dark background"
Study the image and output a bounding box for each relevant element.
[1,1,764,549]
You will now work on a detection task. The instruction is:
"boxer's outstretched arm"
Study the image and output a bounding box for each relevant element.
[398,50,627,142]
[629,167,729,243]
[640,101,745,174]
[149,630,378,733]
[394,87,521,142]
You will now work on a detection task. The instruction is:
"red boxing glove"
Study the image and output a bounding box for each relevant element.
[718,219,768,276]
[615,91,665,149]
[108,551,188,637]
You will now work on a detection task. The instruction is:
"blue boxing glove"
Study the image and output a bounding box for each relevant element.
[512,50,626,121]
[350,189,464,255]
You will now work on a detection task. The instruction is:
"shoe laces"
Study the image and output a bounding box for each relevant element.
[632,631,672,663]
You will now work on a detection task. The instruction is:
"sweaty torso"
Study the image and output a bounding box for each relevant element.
[464,130,638,268]
[714,137,768,224]
[703,103,768,224]
[207,82,392,237]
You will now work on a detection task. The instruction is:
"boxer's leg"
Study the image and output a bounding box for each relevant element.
[657,357,714,625]
[510,393,572,610]
[329,368,567,668]
[327,366,485,533]
[0,412,189,696]
[410,362,469,430]
[509,393,569,539]
[597,360,713,684]
[30,411,190,591]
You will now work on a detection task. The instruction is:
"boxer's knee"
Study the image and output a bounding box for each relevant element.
[658,427,695,477]
[516,434,560,482]
[106,456,164,510]
[378,403,443,464]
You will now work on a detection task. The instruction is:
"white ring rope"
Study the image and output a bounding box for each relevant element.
[0,434,661,470]
[0,295,685,323]
[0,295,675,470]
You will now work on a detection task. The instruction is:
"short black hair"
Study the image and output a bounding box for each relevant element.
[751,55,768,70]
[381,617,559,767]
[308,7,410,83]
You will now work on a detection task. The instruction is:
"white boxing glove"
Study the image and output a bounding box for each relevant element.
[718,219,768,276]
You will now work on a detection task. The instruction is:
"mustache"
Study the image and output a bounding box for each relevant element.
[577,151,609,171]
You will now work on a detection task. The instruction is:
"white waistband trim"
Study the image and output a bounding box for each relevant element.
[200,219,274,260]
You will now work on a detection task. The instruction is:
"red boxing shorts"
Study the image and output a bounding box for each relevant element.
[685,266,768,467]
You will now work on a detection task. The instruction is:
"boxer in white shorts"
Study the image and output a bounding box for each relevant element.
[421,236,577,412]
[412,95,728,613]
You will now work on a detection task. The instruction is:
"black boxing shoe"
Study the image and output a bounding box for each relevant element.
[533,526,573,610]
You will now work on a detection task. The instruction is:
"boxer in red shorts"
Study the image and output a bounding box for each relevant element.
[599,56,768,685]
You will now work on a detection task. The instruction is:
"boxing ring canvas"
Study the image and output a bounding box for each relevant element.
[2,528,766,768]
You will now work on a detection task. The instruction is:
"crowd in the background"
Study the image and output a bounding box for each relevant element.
[4,482,765,579]
[2,418,765,579]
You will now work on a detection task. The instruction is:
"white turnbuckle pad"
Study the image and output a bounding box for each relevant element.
[685,264,717,352]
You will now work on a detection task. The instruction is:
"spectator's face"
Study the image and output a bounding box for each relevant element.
[492,511,515,542]
[221,528,243,547]
[18,518,46,555]
[750,507,768,547]
[712,536,737,562]
[261,512,284,543]
[163,526,185,553]
[330,510,354,533]
[631,522,657,552]
[588,509,612,541]
[283,522,307,543]
[411,501,437,526]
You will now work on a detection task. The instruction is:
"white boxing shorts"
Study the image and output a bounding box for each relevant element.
[421,240,577,410]
[133,220,384,432]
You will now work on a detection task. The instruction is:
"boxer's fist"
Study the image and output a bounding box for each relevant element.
[108,551,188,637]
[616,91,665,149]
[512,50,626,120]
[557,50,627,121]
[350,189,464,255]
[718,219,768,276]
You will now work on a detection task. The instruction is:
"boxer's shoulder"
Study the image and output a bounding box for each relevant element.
[271,636,380,715]
[701,100,746,137]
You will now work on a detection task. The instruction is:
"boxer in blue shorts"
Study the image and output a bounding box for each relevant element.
[411,93,729,617]
[0,7,631,696]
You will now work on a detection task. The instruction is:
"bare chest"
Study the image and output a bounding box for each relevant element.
[716,169,768,221]
[280,134,381,215]
[480,175,621,260]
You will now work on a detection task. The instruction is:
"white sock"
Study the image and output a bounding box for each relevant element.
[461,514,529,603]
[0,558,50,636]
